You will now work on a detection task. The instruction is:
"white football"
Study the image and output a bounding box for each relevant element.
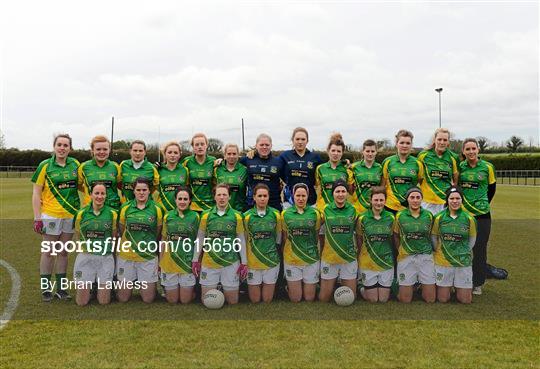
[203,289,225,309]
[334,286,355,306]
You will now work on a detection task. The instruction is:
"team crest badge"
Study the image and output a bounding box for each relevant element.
[118,268,124,275]
[436,273,443,280]
[307,220,315,226]
[49,222,56,229]
[307,162,313,169]
[270,166,277,174]
[322,266,329,274]
[75,271,82,278]
[286,269,292,277]
[148,216,155,222]
[399,273,405,281]
[201,271,207,279]
[248,272,253,280]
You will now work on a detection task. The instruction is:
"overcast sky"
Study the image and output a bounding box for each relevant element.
[1,1,538,151]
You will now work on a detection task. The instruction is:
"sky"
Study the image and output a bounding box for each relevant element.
[1,1,538,151]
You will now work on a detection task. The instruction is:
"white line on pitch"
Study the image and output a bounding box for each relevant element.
[0,259,21,331]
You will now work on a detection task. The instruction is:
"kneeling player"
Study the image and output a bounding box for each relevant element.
[73,183,117,306]
[318,180,360,302]
[192,184,248,305]
[358,186,396,303]
[160,186,199,304]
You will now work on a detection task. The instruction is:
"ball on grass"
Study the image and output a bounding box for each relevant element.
[334,286,355,306]
[203,289,225,309]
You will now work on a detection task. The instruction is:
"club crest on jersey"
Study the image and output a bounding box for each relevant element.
[104,223,111,229]
[148,216,155,222]
[270,166,277,173]
[322,266,329,274]
[307,220,315,226]
[307,162,314,169]
[409,169,417,175]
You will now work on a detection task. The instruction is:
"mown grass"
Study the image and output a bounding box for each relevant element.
[0,179,539,368]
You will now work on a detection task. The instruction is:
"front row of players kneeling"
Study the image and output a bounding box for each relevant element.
[73,177,476,307]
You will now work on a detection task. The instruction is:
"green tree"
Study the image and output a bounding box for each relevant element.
[477,136,489,152]
[207,138,224,153]
[506,136,524,153]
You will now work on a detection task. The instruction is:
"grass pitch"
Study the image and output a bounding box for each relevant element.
[0,179,539,368]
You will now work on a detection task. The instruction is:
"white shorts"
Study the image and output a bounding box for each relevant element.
[116,257,159,283]
[247,265,280,285]
[284,261,320,284]
[397,254,436,286]
[435,265,473,289]
[200,262,240,291]
[320,260,358,280]
[421,202,446,215]
[160,272,196,290]
[359,268,394,288]
[73,253,115,284]
[42,214,74,235]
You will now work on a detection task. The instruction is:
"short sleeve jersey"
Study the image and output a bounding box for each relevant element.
[118,159,159,203]
[358,209,395,271]
[279,149,322,205]
[240,153,284,210]
[321,202,360,264]
[78,159,121,209]
[31,156,81,218]
[382,154,424,211]
[118,199,163,262]
[458,159,496,215]
[182,155,216,212]
[282,206,322,266]
[350,160,383,213]
[199,205,244,268]
[160,209,200,274]
[157,164,189,212]
[417,148,458,205]
[432,209,477,267]
[393,208,434,261]
[214,162,248,212]
[315,162,354,210]
[74,204,118,255]
[243,206,282,269]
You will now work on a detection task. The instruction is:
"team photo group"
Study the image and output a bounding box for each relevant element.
[32,126,499,308]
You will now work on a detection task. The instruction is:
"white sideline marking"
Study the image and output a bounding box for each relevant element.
[0,259,21,331]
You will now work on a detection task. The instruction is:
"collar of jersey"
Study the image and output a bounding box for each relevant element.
[329,201,350,211]
[49,155,73,168]
[211,204,232,215]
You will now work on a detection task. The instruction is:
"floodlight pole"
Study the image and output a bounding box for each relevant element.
[111,116,115,156]
[435,88,443,128]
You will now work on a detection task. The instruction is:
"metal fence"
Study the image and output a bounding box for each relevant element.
[496,170,540,186]
[0,166,36,178]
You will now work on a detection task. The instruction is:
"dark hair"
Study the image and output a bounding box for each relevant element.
[362,139,377,150]
[327,132,345,151]
[291,127,309,141]
[175,185,192,202]
[253,183,270,196]
[130,140,146,150]
[445,186,463,207]
[133,177,151,189]
[214,183,230,196]
[370,186,387,199]
[53,133,73,149]
[90,181,107,193]
[292,183,309,195]
[332,180,348,194]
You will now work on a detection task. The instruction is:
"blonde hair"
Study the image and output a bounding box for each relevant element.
[90,135,110,150]
[327,132,345,151]
[256,133,272,144]
[191,133,208,146]
[291,127,309,141]
[161,141,182,157]
[428,128,451,149]
[223,143,240,154]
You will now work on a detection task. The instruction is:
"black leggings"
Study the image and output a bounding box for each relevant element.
[473,213,492,287]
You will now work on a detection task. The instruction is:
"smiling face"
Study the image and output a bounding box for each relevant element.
[363,145,377,162]
[254,188,269,209]
[91,184,106,206]
[54,137,71,159]
[371,193,386,211]
[293,131,308,152]
[448,192,463,211]
[434,132,449,153]
[407,191,422,211]
[328,144,343,163]
[134,182,150,203]
[214,186,230,208]
[224,146,239,166]
[130,143,146,163]
[92,141,110,163]
[293,187,308,209]
[256,137,272,157]
[463,141,479,161]
[333,186,348,206]
[192,137,207,156]
[165,145,181,165]
[396,136,412,156]
[175,190,190,211]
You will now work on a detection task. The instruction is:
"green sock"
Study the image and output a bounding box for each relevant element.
[55,273,67,292]
[40,274,52,291]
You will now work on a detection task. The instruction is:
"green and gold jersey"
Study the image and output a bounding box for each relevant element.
[433,209,477,267]
[350,160,383,212]
[31,156,81,218]
[382,154,424,211]
[315,161,354,210]
[282,205,322,266]
[78,159,121,209]
[243,206,282,269]
[118,199,163,262]
[160,209,200,274]
[214,162,248,212]
[74,204,118,255]
[321,202,359,264]
[394,208,433,261]
[417,148,458,205]
[358,209,395,271]
[182,155,216,212]
[157,164,189,212]
[458,159,496,216]
[118,159,159,203]
[199,205,244,268]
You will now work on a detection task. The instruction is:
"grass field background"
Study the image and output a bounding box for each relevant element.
[0,178,539,368]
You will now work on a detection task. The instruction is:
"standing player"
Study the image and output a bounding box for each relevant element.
[357,186,395,303]
[182,133,216,212]
[160,186,199,304]
[382,130,424,214]
[432,187,476,304]
[119,140,159,203]
[73,182,118,306]
[417,128,459,215]
[459,138,497,295]
[192,184,248,305]
[243,184,282,303]
[157,141,189,212]
[116,177,163,303]
[282,184,323,302]
[350,139,384,214]
[393,187,436,303]
[32,133,80,301]
[214,143,248,212]
[240,133,284,211]
[279,127,323,208]
[318,180,360,302]
[315,133,354,211]
[78,135,121,209]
